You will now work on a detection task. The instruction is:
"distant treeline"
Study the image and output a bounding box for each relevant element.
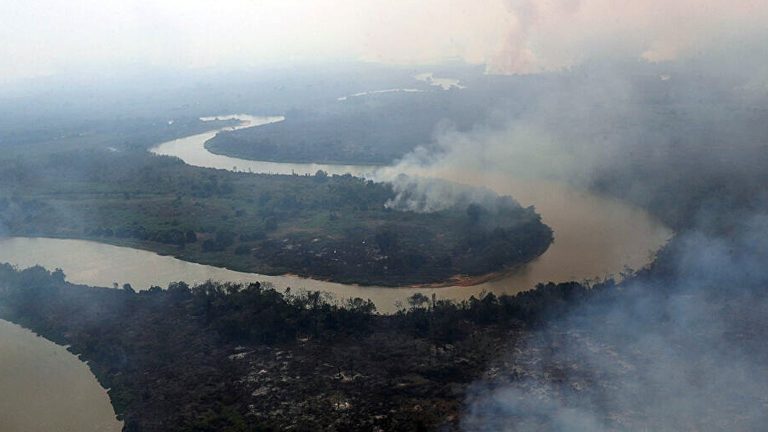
[205,91,489,165]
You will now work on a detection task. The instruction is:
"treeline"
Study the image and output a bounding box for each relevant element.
[85,226,198,246]
[0,265,377,346]
[0,263,607,354]
[392,279,616,344]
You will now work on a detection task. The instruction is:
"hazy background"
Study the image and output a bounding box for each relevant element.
[3,0,768,85]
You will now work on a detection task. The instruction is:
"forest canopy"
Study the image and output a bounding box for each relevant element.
[0,150,552,285]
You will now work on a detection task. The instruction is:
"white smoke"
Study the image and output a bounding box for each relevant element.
[461,214,768,431]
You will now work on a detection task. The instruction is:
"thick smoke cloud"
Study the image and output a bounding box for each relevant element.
[492,0,768,73]
[461,214,768,431]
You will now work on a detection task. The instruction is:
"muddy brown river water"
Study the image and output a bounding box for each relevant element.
[0,114,671,431]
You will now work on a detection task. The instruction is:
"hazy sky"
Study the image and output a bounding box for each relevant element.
[2,0,767,82]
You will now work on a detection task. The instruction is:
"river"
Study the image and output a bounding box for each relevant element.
[0,113,670,430]
[1,113,671,314]
[0,319,122,432]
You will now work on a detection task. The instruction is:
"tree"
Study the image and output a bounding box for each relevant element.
[314,170,329,181]
[52,268,66,284]
[466,203,484,224]
[408,293,430,309]
[375,229,398,253]
[185,230,197,243]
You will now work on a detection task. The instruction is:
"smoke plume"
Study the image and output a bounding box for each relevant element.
[461,213,768,431]
[383,174,517,213]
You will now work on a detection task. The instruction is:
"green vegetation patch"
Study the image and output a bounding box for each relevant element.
[0,150,552,285]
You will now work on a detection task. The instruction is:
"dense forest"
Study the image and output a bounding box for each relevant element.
[0,149,552,285]
[0,264,606,431]
[201,65,562,166]
[205,89,488,165]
